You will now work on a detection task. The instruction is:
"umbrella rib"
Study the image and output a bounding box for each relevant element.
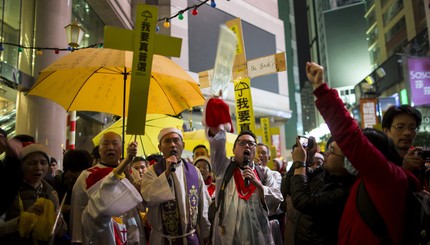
[25,71,56,95]
[66,67,105,111]
[101,66,130,75]
[138,136,147,156]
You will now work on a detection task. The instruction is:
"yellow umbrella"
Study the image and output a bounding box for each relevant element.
[92,114,183,156]
[27,48,205,117]
[183,129,237,157]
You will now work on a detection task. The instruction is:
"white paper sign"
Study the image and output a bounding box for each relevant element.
[247,55,277,78]
[210,25,237,97]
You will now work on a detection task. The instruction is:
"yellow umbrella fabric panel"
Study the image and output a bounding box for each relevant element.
[28,48,205,117]
[92,114,183,156]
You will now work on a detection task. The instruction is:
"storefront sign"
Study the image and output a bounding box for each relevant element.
[408,57,430,106]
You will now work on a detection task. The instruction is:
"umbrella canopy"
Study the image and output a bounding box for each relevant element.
[92,114,183,156]
[27,48,205,117]
[183,129,237,157]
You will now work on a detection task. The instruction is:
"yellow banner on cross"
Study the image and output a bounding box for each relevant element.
[234,77,255,133]
[103,4,182,135]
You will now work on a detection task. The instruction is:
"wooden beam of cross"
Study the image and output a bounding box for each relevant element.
[199,18,286,133]
[104,4,182,135]
[255,117,280,168]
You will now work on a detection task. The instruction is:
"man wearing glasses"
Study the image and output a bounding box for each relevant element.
[382,105,424,172]
[141,127,211,245]
[207,128,283,245]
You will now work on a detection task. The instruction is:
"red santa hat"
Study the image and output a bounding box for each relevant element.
[203,97,234,133]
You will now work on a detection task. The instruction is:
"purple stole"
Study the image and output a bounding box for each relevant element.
[153,159,200,245]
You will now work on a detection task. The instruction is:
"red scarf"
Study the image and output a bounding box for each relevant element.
[205,175,216,198]
[233,167,260,200]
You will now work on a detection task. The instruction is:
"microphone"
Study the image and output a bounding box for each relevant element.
[170,150,178,172]
[243,150,251,187]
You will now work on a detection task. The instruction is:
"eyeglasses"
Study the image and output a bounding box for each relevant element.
[237,140,257,147]
[327,147,344,158]
[391,124,418,132]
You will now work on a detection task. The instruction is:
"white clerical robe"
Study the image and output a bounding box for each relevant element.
[70,163,144,244]
[209,130,284,245]
[82,171,143,245]
[141,161,211,244]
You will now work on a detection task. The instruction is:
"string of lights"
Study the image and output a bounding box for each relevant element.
[158,0,217,28]
[0,42,103,55]
[0,0,220,54]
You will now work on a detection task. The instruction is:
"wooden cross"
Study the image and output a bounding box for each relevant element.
[104,4,182,135]
[199,18,286,133]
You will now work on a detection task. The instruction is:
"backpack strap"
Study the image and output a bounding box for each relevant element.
[356,180,392,245]
[217,161,237,225]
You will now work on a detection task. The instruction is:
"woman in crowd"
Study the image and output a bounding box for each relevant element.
[0,144,67,244]
[194,156,216,199]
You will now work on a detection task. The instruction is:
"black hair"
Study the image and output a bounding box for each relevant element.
[0,128,7,138]
[326,136,334,152]
[233,130,257,149]
[193,144,208,153]
[146,154,163,164]
[362,128,403,166]
[381,105,422,129]
[133,156,147,163]
[50,157,57,164]
[63,149,92,172]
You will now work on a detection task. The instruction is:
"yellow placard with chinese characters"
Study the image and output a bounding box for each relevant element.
[104,4,182,135]
[234,77,255,133]
[260,117,270,146]
[125,5,158,134]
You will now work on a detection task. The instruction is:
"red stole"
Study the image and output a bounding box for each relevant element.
[233,168,260,200]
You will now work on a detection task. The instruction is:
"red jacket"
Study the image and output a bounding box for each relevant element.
[314,84,419,245]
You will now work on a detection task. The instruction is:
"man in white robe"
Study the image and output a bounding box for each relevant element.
[141,127,211,245]
[208,129,283,245]
[70,132,145,244]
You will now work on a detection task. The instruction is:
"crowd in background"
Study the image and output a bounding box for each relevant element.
[0,61,428,245]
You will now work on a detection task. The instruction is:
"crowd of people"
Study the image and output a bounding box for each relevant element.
[0,61,428,245]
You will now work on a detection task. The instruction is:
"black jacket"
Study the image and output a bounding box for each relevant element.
[290,168,355,245]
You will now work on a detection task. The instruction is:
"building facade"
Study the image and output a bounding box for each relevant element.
[0,0,292,163]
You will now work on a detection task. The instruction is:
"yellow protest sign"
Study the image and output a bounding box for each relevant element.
[255,117,280,146]
[234,77,255,132]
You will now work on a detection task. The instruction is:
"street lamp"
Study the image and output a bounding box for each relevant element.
[64,20,85,48]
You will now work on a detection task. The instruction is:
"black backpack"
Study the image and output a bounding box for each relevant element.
[357,180,430,245]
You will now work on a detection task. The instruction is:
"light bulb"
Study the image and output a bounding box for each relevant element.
[192,7,198,16]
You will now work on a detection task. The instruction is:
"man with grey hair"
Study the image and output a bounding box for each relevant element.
[141,127,211,245]
[70,131,145,244]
